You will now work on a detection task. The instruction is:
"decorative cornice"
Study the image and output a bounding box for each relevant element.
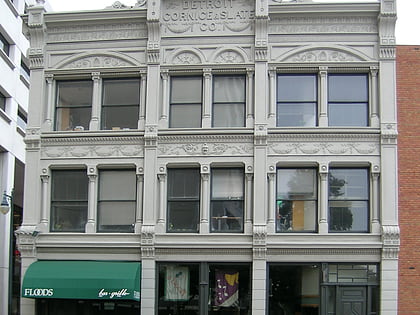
[267,248,381,257]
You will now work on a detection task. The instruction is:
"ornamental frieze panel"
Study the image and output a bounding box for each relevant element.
[54,51,143,69]
[47,23,148,43]
[275,45,372,63]
[158,135,254,156]
[268,134,380,156]
[269,16,378,34]
[161,0,255,36]
[165,46,251,64]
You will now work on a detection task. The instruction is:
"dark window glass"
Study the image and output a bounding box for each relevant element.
[276,168,317,232]
[55,80,93,131]
[170,76,202,128]
[211,169,244,233]
[51,170,88,232]
[167,169,200,232]
[277,74,317,127]
[21,59,30,80]
[101,78,140,130]
[328,74,368,126]
[0,33,10,56]
[328,168,369,232]
[269,264,321,315]
[17,107,27,130]
[98,170,136,232]
[0,92,6,111]
[213,75,245,127]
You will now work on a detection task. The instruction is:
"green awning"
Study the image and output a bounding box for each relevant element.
[22,261,141,301]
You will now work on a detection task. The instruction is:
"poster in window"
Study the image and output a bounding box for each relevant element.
[215,270,239,307]
[165,265,190,301]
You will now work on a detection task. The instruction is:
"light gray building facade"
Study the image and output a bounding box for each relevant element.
[19,0,399,314]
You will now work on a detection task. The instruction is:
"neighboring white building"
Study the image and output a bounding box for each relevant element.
[19,0,399,314]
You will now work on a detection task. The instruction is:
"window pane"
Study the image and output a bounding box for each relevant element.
[99,170,136,200]
[102,79,140,105]
[277,169,316,199]
[211,200,244,232]
[51,170,88,232]
[171,77,202,103]
[0,33,10,56]
[98,201,135,232]
[55,107,92,131]
[101,105,139,130]
[213,76,245,102]
[168,169,200,199]
[57,81,93,107]
[213,103,245,127]
[170,104,201,128]
[329,200,368,232]
[277,74,317,101]
[212,169,243,199]
[52,170,88,201]
[167,201,199,232]
[276,102,316,127]
[328,74,368,102]
[328,102,368,126]
[276,200,317,232]
[329,169,368,199]
[0,92,6,111]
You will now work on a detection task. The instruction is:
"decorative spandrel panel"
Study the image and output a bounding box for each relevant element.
[40,136,145,159]
[161,0,255,36]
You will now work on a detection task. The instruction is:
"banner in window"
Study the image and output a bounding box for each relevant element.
[165,265,190,301]
[215,270,239,307]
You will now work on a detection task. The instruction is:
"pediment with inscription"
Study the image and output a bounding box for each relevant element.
[278,46,371,63]
[55,52,141,69]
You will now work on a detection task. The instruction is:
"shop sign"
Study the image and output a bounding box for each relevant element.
[24,288,54,297]
[98,288,130,299]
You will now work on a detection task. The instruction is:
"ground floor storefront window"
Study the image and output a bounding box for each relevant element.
[268,263,379,315]
[36,299,140,315]
[158,262,251,315]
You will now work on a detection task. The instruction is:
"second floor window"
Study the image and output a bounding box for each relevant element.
[328,74,368,127]
[277,74,317,127]
[167,168,200,232]
[211,168,244,233]
[212,75,245,127]
[98,170,136,233]
[55,80,93,131]
[328,168,369,232]
[276,168,317,232]
[101,78,140,130]
[51,170,88,232]
[169,76,202,128]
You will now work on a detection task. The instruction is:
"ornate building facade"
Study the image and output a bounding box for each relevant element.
[19,0,399,314]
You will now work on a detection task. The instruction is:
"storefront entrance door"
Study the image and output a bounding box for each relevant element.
[337,286,367,315]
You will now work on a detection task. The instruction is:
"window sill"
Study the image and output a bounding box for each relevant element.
[0,49,16,70]
[0,108,12,124]
[20,74,30,88]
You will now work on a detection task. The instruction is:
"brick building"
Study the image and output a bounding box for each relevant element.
[397,45,420,315]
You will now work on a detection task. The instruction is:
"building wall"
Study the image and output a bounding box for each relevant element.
[18,1,399,314]
[397,45,420,315]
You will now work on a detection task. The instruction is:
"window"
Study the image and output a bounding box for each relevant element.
[98,170,136,232]
[0,92,6,111]
[211,168,244,233]
[17,107,27,130]
[0,33,10,56]
[20,58,30,81]
[328,74,368,126]
[276,168,317,232]
[329,168,369,232]
[167,168,200,232]
[277,74,317,127]
[55,80,93,131]
[51,170,88,232]
[169,76,202,128]
[213,75,245,127]
[101,78,140,130]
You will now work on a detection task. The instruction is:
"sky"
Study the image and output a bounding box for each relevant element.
[46,0,419,45]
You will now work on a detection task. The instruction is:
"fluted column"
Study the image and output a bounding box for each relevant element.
[319,164,329,233]
[135,167,144,233]
[38,171,50,232]
[200,164,210,234]
[86,166,97,233]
